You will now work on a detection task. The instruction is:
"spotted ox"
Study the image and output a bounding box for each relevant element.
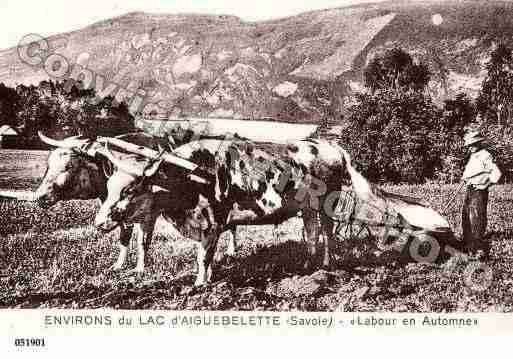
[95,138,348,285]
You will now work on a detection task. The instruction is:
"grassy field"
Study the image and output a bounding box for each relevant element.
[0,150,48,190]
[1,150,513,311]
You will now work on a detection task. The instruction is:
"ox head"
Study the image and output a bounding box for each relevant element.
[93,138,207,232]
[94,147,163,232]
[35,132,106,208]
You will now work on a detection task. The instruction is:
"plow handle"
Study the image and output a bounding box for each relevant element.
[441,181,465,215]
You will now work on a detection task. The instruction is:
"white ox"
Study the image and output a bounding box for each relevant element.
[33,132,170,274]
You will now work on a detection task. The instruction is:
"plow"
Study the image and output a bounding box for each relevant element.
[330,187,456,260]
[328,148,461,259]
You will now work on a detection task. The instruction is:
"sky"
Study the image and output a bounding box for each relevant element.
[0,0,387,50]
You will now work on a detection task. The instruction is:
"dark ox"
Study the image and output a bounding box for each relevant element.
[34,131,172,273]
[95,138,347,286]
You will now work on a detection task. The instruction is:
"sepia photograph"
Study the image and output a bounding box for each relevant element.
[0,0,512,316]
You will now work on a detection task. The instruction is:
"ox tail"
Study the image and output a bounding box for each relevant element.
[329,142,375,203]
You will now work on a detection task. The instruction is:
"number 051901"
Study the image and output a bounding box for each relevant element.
[14,338,46,347]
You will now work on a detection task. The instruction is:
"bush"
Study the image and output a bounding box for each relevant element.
[480,124,513,182]
[340,91,472,184]
[0,80,136,147]
[364,48,430,94]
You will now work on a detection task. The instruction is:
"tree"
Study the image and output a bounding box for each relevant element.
[16,86,47,141]
[11,79,135,146]
[340,91,445,183]
[440,93,475,143]
[96,97,135,137]
[0,83,20,127]
[476,43,513,126]
[364,48,430,94]
[341,50,469,184]
[430,52,450,100]
[435,93,475,183]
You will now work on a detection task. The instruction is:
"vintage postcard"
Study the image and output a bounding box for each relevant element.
[1,0,513,355]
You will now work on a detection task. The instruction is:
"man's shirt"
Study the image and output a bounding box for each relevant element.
[462,149,502,189]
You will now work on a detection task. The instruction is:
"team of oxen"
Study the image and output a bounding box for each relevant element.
[10,130,451,286]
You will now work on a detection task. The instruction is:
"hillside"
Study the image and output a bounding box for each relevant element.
[1,0,513,122]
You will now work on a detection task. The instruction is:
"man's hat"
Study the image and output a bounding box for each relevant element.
[464,130,485,147]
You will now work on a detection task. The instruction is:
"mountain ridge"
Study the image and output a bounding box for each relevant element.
[1,0,513,122]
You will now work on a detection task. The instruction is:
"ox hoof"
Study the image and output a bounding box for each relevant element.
[225,255,235,265]
[194,278,207,287]
[108,264,124,272]
[225,247,236,257]
[194,271,212,287]
[303,259,313,270]
[214,252,224,263]
[126,268,144,276]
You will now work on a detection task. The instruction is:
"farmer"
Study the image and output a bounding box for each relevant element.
[461,129,501,258]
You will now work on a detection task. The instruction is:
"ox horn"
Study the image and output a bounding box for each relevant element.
[98,137,210,184]
[338,146,351,165]
[100,144,145,177]
[38,131,86,149]
[97,137,199,171]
